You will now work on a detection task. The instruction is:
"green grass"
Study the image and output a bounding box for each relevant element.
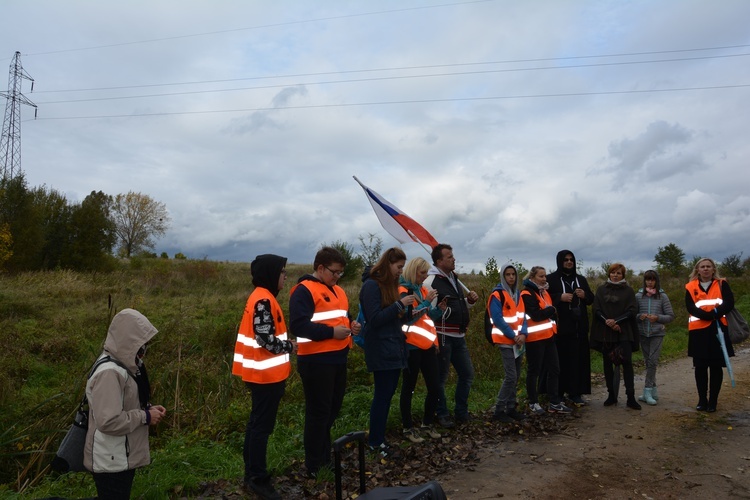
[0,260,747,498]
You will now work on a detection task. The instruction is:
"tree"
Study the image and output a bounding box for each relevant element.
[0,174,45,271]
[64,191,117,270]
[358,233,383,267]
[32,185,72,270]
[654,243,685,276]
[719,252,744,277]
[0,223,12,270]
[325,240,363,282]
[111,192,171,258]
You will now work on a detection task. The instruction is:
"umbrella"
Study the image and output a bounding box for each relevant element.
[716,318,736,388]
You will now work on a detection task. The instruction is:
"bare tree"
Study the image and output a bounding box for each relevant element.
[111,191,170,258]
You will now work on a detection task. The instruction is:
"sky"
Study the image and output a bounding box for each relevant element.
[1,0,749,274]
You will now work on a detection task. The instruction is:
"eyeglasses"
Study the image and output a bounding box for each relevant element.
[326,266,345,278]
[563,257,574,262]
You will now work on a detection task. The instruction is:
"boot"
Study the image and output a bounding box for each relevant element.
[651,386,659,401]
[638,388,647,402]
[626,391,642,410]
[643,387,657,406]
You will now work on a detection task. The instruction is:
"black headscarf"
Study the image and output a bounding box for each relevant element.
[251,254,288,297]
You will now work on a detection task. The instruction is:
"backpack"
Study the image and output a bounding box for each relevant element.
[353,303,366,349]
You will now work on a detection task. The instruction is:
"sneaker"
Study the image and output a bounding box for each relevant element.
[437,415,455,429]
[369,442,392,458]
[528,403,545,415]
[403,427,425,443]
[506,408,527,421]
[568,395,587,407]
[420,424,442,439]
[244,477,281,500]
[548,403,573,414]
[492,412,515,424]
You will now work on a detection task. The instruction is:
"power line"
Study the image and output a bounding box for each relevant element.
[28,83,750,121]
[32,44,750,95]
[10,0,497,58]
[31,52,750,105]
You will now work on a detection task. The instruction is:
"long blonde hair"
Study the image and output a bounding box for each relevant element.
[402,257,429,285]
[688,258,721,281]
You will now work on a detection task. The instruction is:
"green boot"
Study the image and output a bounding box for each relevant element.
[643,387,657,406]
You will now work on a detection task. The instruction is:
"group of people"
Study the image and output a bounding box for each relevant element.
[79,244,737,500]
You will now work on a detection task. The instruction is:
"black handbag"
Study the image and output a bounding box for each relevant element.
[607,344,625,366]
[51,356,120,473]
[51,400,90,473]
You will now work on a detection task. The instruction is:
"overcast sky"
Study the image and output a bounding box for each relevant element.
[2,0,748,274]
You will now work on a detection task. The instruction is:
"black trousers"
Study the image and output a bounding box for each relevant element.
[526,337,561,405]
[244,380,286,481]
[399,346,440,428]
[92,469,136,500]
[297,359,347,474]
[602,341,634,398]
[694,362,724,405]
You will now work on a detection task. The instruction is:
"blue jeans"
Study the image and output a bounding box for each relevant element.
[369,369,401,446]
[436,334,474,419]
[495,346,522,414]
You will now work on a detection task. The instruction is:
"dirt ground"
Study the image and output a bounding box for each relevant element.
[439,346,750,499]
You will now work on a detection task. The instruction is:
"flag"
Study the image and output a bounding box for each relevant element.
[353,176,439,249]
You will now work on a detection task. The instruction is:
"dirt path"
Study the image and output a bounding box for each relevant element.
[440,346,750,499]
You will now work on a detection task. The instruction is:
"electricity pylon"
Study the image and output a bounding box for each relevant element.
[1,51,37,180]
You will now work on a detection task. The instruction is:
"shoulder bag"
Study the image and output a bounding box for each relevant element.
[727,308,750,344]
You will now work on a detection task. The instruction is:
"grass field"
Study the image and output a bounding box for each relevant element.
[0,258,746,498]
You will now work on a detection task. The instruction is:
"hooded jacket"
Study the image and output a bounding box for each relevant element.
[487,263,525,347]
[84,309,158,473]
[547,250,594,336]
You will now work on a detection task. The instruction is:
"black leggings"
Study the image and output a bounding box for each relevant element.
[694,364,723,405]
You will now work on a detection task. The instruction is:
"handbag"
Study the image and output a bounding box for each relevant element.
[51,355,120,473]
[51,400,89,473]
[607,344,625,366]
[727,308,750,344]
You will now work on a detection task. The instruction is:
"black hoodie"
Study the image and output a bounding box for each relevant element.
[251,254,287,297]
[547,249,594,335]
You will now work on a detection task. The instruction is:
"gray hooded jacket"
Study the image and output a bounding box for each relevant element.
[84,309,158,473]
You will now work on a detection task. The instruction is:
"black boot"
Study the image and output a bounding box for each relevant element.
[603,393,617,406]
[626,393,642,410]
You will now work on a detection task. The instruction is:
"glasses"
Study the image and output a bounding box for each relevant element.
[325,266,345,278]
[563,257,574,262]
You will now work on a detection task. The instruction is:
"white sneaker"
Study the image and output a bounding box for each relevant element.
[420,424,441,439]
[529,402,545,415]
[403,428,425,443]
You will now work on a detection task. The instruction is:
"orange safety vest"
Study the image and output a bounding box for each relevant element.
[399,285,438,349]
[291,280,352,355]
[487,289,523,346]
[520,288,557,342]
[232,287,291,384]
[685,279,728,330]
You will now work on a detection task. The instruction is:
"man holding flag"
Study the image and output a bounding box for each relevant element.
[424,244,479,427]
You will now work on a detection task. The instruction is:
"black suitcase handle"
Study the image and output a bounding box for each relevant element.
[333,431,368,499]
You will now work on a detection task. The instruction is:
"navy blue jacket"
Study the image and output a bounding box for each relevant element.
[360,279,409,372]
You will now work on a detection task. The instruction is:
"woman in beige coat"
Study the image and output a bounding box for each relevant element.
[84,309,166,499]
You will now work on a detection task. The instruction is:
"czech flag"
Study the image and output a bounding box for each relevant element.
[354,176,439,249]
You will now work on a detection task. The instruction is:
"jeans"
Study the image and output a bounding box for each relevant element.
[495,346,522,414]
[436,334,474,419]
[602,341,634,398]
[369,369,401,446]
[400,346,440,428]
[244,380,285,481]
[526,338,561,405]
[298,359,347,473]
[92,469,136,500]
[640,336,664,388]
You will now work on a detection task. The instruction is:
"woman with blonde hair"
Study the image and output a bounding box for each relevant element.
[398,257,447,442]
[685,258,735,412]
[360,247,415,455]
[590,263,640,410]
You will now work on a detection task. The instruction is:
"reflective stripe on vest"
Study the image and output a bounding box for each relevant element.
[487,289,519,346]
[685,279,728,330]
[399,285,437,349]
[232,287,291,384]
[520,289,557,341]
[292,280,352,355]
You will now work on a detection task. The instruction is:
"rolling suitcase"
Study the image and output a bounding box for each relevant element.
[333,431,447,500]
